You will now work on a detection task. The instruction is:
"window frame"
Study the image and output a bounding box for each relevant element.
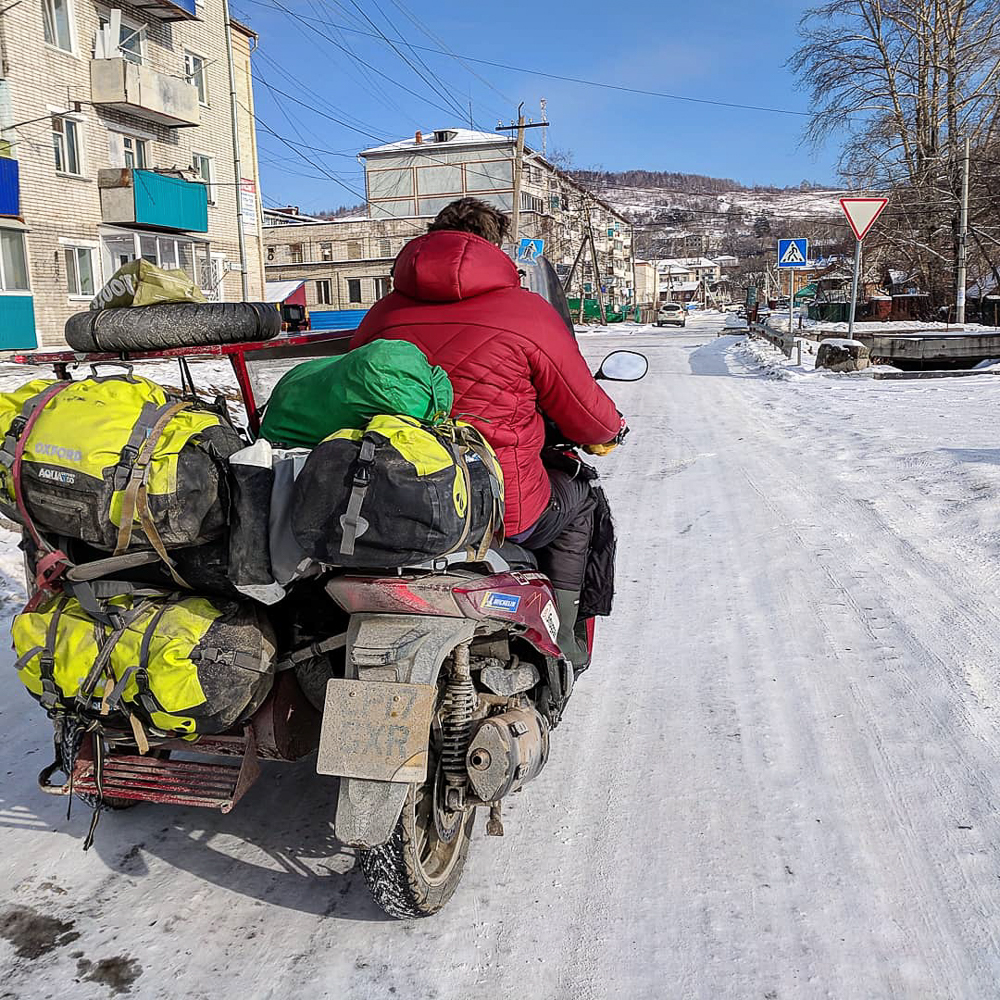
[63,243,97,298]
[346,277,362,304]
[0,227,31,293]
[97,10,144,64]
[42,0,75,55]
[315,279,331,305]
[373,275,391,300]
[319,241,333,262]
[184,50,209,106]
[122,134,147,170]
[288,243,303,264]
[191,151,216,206]
[51,113,83,178]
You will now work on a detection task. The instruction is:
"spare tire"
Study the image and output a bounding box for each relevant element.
[65,302,281,353]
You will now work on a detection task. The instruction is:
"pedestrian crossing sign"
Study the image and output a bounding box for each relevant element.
[777,238,808,268]
[516,238,544,264]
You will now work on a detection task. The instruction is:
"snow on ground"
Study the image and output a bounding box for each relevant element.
[5,312,1000,997]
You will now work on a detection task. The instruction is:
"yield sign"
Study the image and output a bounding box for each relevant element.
[840,197,889,240]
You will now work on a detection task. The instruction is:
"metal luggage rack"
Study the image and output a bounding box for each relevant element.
[13,329,354,434]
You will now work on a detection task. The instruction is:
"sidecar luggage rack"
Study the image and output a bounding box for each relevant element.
[70,727,261,813]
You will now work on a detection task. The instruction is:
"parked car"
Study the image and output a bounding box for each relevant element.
[656,302,687,327]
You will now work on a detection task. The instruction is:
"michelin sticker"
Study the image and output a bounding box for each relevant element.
[483,592,521,614]
[540,600,560,643]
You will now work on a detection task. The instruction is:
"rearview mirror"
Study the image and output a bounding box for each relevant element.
[597,351,648,382]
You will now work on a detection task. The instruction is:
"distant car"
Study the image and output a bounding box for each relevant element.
[656,302,687,327]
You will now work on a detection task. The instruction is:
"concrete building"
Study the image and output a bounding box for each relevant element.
[0,0,265,349]
[263,127,636,327]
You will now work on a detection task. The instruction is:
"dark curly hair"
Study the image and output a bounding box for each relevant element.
[427,197,510,246]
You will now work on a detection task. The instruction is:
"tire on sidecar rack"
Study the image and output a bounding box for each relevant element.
[65,301,281,353]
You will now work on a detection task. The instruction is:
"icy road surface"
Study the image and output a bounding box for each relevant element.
[4,311,1000,998]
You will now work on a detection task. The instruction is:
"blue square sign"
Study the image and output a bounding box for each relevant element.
[777,238,808,268]
[516,238,544,264]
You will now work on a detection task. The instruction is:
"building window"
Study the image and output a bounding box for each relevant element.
[64,245,95,297]
[320,241,332,261]
[316,279,331,305]
[98,14,143,64]
[378,238,391,257]
[192,152,215,205]
[52,116,81,176]
[347,241,362,261]
[374,276,391,300]
[0,229,29,291]
[42,0,72,51]
[123,135,147,169]
[184,51,208,105]
[289,243,303,264]
[347,278,362,303]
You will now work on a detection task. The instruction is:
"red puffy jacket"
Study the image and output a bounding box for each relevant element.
[350,231,622,534]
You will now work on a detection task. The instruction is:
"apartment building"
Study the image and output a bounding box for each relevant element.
[263,127,636,325]
[0,0,265,349]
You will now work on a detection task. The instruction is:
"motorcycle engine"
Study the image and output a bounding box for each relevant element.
[465,707,550,802]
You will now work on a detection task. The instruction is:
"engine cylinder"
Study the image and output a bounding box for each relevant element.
[465,707,550,802]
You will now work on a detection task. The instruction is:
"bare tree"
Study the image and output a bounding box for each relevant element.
[791,0,1000,308]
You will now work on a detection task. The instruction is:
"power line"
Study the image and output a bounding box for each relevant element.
[239,0,815,119]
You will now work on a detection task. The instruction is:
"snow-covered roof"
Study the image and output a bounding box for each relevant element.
[265,280,305,303]
[968,275,999,299]
[670,281,702,292]
[662,257,719,269]
[361,128,511,156]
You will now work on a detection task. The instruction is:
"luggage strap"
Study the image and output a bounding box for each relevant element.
[3,381,76,589]
[276,632,347,671]
[113,401,192,589]
[339,437,376,557]
[14,596,70,711]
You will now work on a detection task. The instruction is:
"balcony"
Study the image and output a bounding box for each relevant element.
[90,58,199,129]
[127,0,197,19]
[0,295,36,350]
[99,169,208,233]
[0,157,19,217]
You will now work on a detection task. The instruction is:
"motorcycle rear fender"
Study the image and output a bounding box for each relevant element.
[333,613,476,848]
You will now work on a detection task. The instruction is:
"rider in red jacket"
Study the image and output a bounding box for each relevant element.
[351,198,623,670]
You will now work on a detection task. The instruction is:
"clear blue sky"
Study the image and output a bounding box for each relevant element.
[229,0,840,214]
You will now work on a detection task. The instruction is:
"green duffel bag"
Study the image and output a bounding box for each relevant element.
[259,339,453,449]
[290,414,504,568]
[13,592,276,738]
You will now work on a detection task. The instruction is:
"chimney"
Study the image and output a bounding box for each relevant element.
[415,130,423,144]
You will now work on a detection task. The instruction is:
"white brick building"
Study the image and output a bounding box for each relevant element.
[0,0,265,349]
[264,127,636,324]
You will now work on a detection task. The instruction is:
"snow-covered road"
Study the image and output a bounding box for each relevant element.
[5,311,1000,998]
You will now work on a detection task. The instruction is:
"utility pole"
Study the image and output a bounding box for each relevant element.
[222,0,249,300]
[584,202,607,324]
[956,134,970,325]
[497,107,549,246]
[540,98,547,158]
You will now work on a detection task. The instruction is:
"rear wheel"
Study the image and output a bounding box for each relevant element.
[359,727,476,918]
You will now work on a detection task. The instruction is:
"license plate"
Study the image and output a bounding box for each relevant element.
[316,679,435,783]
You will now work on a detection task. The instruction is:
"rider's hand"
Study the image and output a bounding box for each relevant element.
[583,416,628,456]
[583,441,618,456]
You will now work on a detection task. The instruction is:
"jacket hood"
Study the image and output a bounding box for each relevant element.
[392,230,520,303]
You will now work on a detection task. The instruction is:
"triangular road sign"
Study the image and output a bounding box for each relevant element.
[779,241,806,266]
[840,197,889,240]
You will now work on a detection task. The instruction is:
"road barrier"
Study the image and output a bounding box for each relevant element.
[749,323,803,365]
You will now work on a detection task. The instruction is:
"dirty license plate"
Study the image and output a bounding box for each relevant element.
[316,679,435,783]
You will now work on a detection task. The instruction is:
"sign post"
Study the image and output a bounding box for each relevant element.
[840,197,889,338]
[777,238,808,342]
